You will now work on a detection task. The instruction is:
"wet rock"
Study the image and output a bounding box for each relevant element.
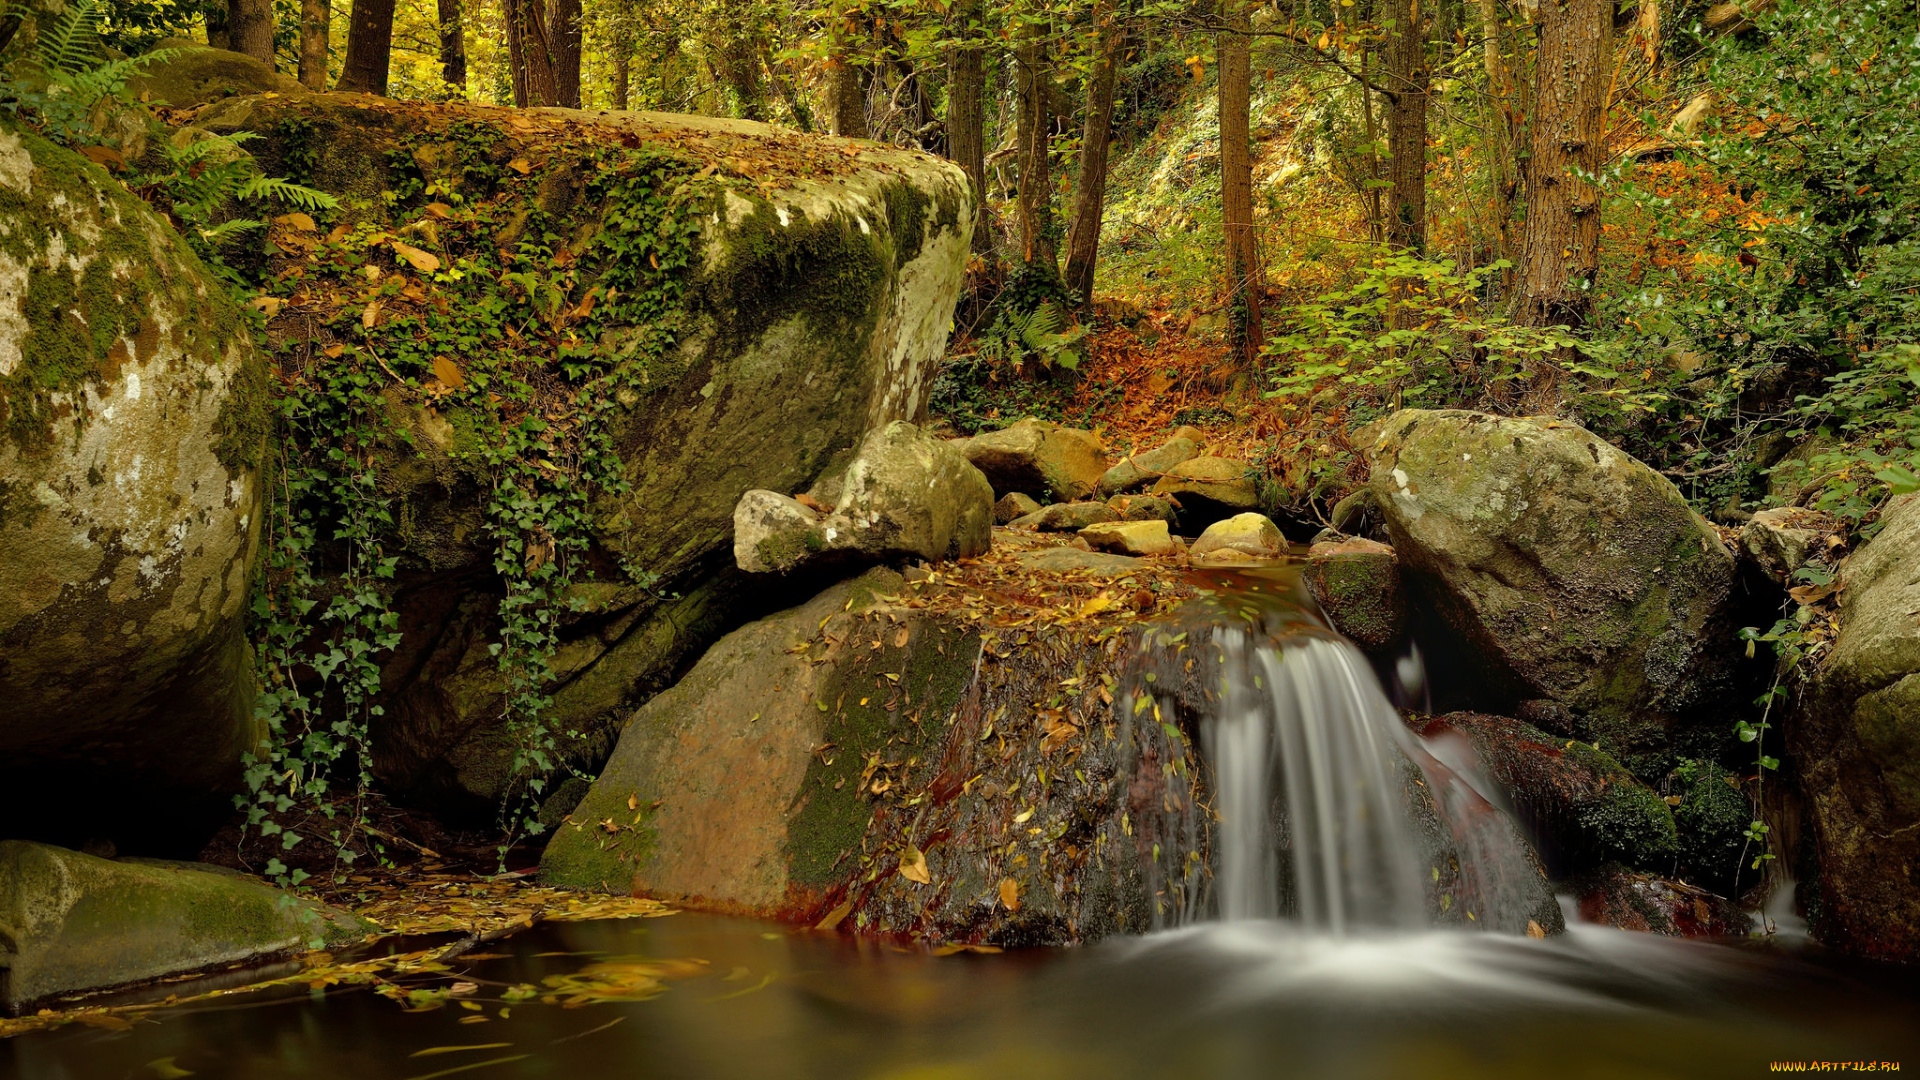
[1150,456,1260,526]
[0,127,265,854]
[0,840,371,1011]
[1366,409,1744,777]
[1740,506,1837,585]
[1570,862,1751,938]
[960,418,1108,502]
[1190,512,1284,564]
[1096,436,1201,497]
[1793,494,1920,961]
[1302,537,1405,651]
[1106,493,1179,523]
[1669,757,1755,896]
[1080,520,1176,556]
[993,492,1043,524]
[1411,713,1678,873]
[1009,501,1122,532]
[176,90,976,815]
[734,421,993,575]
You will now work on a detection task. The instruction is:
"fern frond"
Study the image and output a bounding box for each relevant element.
[36,0,103,78]
[195,218,264,245]
[239,175,340,211]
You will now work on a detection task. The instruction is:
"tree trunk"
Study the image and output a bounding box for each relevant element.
[335,0,396,94]
[436,0,466,90]
[549,0,581,108]
[1478,0,1513,266]
[824,57,867,137]
[946,19,988,256]
[612,54,631,108]
[227,0,273,65]
[505,0,558,107]
[1383,0,1429,254]
[1014,27,1056,272]
[297,0,329,89]
[1063,17,1125,306]
[718,33,768,121]
[1362,44,1383,243]
[1217,0,1262,353]
[1514,0,1611,331]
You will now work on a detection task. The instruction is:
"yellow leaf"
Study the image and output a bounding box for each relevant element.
[274,212,317,232]
[409,1044,514,1059]
[998,877,1020,912]
[508,158,532,174]
[1316,30,1330,49]
[898,845,931,885]
[814,900,853,930]
[248,295,285,318]
[147,1058,195,1078]
[362,301,381,330]
[1526,919,1547,939]
[423,202,454,219]
[432,356,465,389]
[1078,591,1116,617]
[392,241,441,273]
[1012,807,1034,824]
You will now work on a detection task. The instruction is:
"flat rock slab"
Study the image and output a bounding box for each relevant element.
[1015,547,1147,575]
[0,841,370,1011]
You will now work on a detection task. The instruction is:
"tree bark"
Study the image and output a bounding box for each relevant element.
[297,0,329,89]
[1217,0,1262,352]
[1514,0,1612,331]
[549,0,581,108]
[718,33,768,121]
[1478,0,1514,266]
[227,0,273,65]
[436,0,466,90]
[504,0,558,107]
[946,16,989,256]
[1064,17,1125,306]
[334,0,396,94]
[824,57,867,138]
[1383,0,1429,254]
[1014,27,1057,272]
[1362,44,1383,243]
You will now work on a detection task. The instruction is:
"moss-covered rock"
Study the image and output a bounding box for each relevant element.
[153,83,973,815]
[125,40,305,109]
[1301,537,1405,652]
[1793,493,1920,961]
[960,417,1108,502]
[1669,758,1753,896]
[1150,456,1261,528]
[1569,862,1752,938]
[1366,410,1745,777]
[0,840,371,1011]
[0,125,263,854]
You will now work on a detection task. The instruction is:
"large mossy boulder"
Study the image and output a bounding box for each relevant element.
[0,126,265,854]
[1366,410,1745,776]
[1794,494,1920,961]
[0,840,369,1012]
[125,39,306,108]
[161,87,973,818]
[960,417,1108,502]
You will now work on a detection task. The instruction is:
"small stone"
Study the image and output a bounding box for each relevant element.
[1106,493,1179,523]
[1080,520,1176,556]
[1008,501,1122,532]
[1302,538,1404,651]
[1740,506,1835,585]
[960,418,1108,502]
[993,492,1044,525]
[1190,512,1285,564]
[1096,437,1201,497]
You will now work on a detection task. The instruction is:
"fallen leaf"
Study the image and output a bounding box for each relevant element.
[998,877,1020,912]
[898,845,930,885]
[146,1058,194,1078]
[392,241,441,273]
[423,202,455,219]
[1012,807,1034,824]
[814,900,853,930]
[248,295,285,318]
[362,301,381,329]
[275,212,318,232]
[78,144,126,170]
[1526,920,1547,939]
[409,1044,514,1059]
[323,344,346,359]
[432,356,465,389]
[508,158,532,174]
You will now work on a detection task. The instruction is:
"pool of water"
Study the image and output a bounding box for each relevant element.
[7,908,1916,1080]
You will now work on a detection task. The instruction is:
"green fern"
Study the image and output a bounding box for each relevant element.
[147,133,339,254]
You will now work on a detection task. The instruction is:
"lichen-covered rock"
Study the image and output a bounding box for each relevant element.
[733,421,992,575]
[1009,501,1121,532]
[166,87,974,816]
[0,840,370,1010]
[1096,436,1200,497]
[1302,537,1404,652]
[1189,511,1283,564]
[960,418,1107,502]
[1570,862,1752,938]
[1793,494,1920,961]
[1106,493,1178,523]
[1366,410,1743,775]
[0,126,265,854]
[1079,520,1174,556]
[1740,506,1836,585]
[992,491,1042,524]
[542,567,1165,946]
[125,39,305,108]
[1150,456,1259,526]
[1411,713,1678,873]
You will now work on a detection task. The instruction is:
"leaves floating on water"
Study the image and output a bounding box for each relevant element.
[146,1058,194,1078]
[403,1054,531,1080]
[409,1044,514,1059]
[540,958,710,1006]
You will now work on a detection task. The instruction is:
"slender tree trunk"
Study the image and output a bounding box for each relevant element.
[297,0,329,88]
[824,56,868,137]
[1362,44,1383,243]
[946,18,989,256]
[718,33,768,120]
[612,54,631,107]
[1014,27,1057,272]
[437,0,466,89]
[227,0,273,64]
[1383,0,1429,254]
[1478,0,1513,267]
[1217,0,1262,353]
[504,0,558,106]
[1064,17,1125,307]
[335,0,396,94]
[1514,0,1611,331]
[549,0,581,107]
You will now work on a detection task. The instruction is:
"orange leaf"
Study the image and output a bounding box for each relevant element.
[391,241,441,273]
[431,356,465,388]
[998,877,1020,912]
[898,845,930,885]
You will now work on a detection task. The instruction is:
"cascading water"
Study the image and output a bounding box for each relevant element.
[1130,568,1560,937]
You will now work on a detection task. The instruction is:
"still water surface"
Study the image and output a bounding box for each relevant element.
[6,909,1916,1080]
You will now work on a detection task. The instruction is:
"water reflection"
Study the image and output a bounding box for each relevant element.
[6,912,1915,1080]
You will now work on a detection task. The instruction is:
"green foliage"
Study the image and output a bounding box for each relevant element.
[0,0,175,144]
[137,131,339,264]
[1262,255,1596,408]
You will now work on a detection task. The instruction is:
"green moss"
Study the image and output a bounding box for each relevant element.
[1581,776,1679,868]
[213,343,273,474]
[702,192,889,360]
[784,615,978,889]
[1672,758,1752,892]
[754,528,825,571]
